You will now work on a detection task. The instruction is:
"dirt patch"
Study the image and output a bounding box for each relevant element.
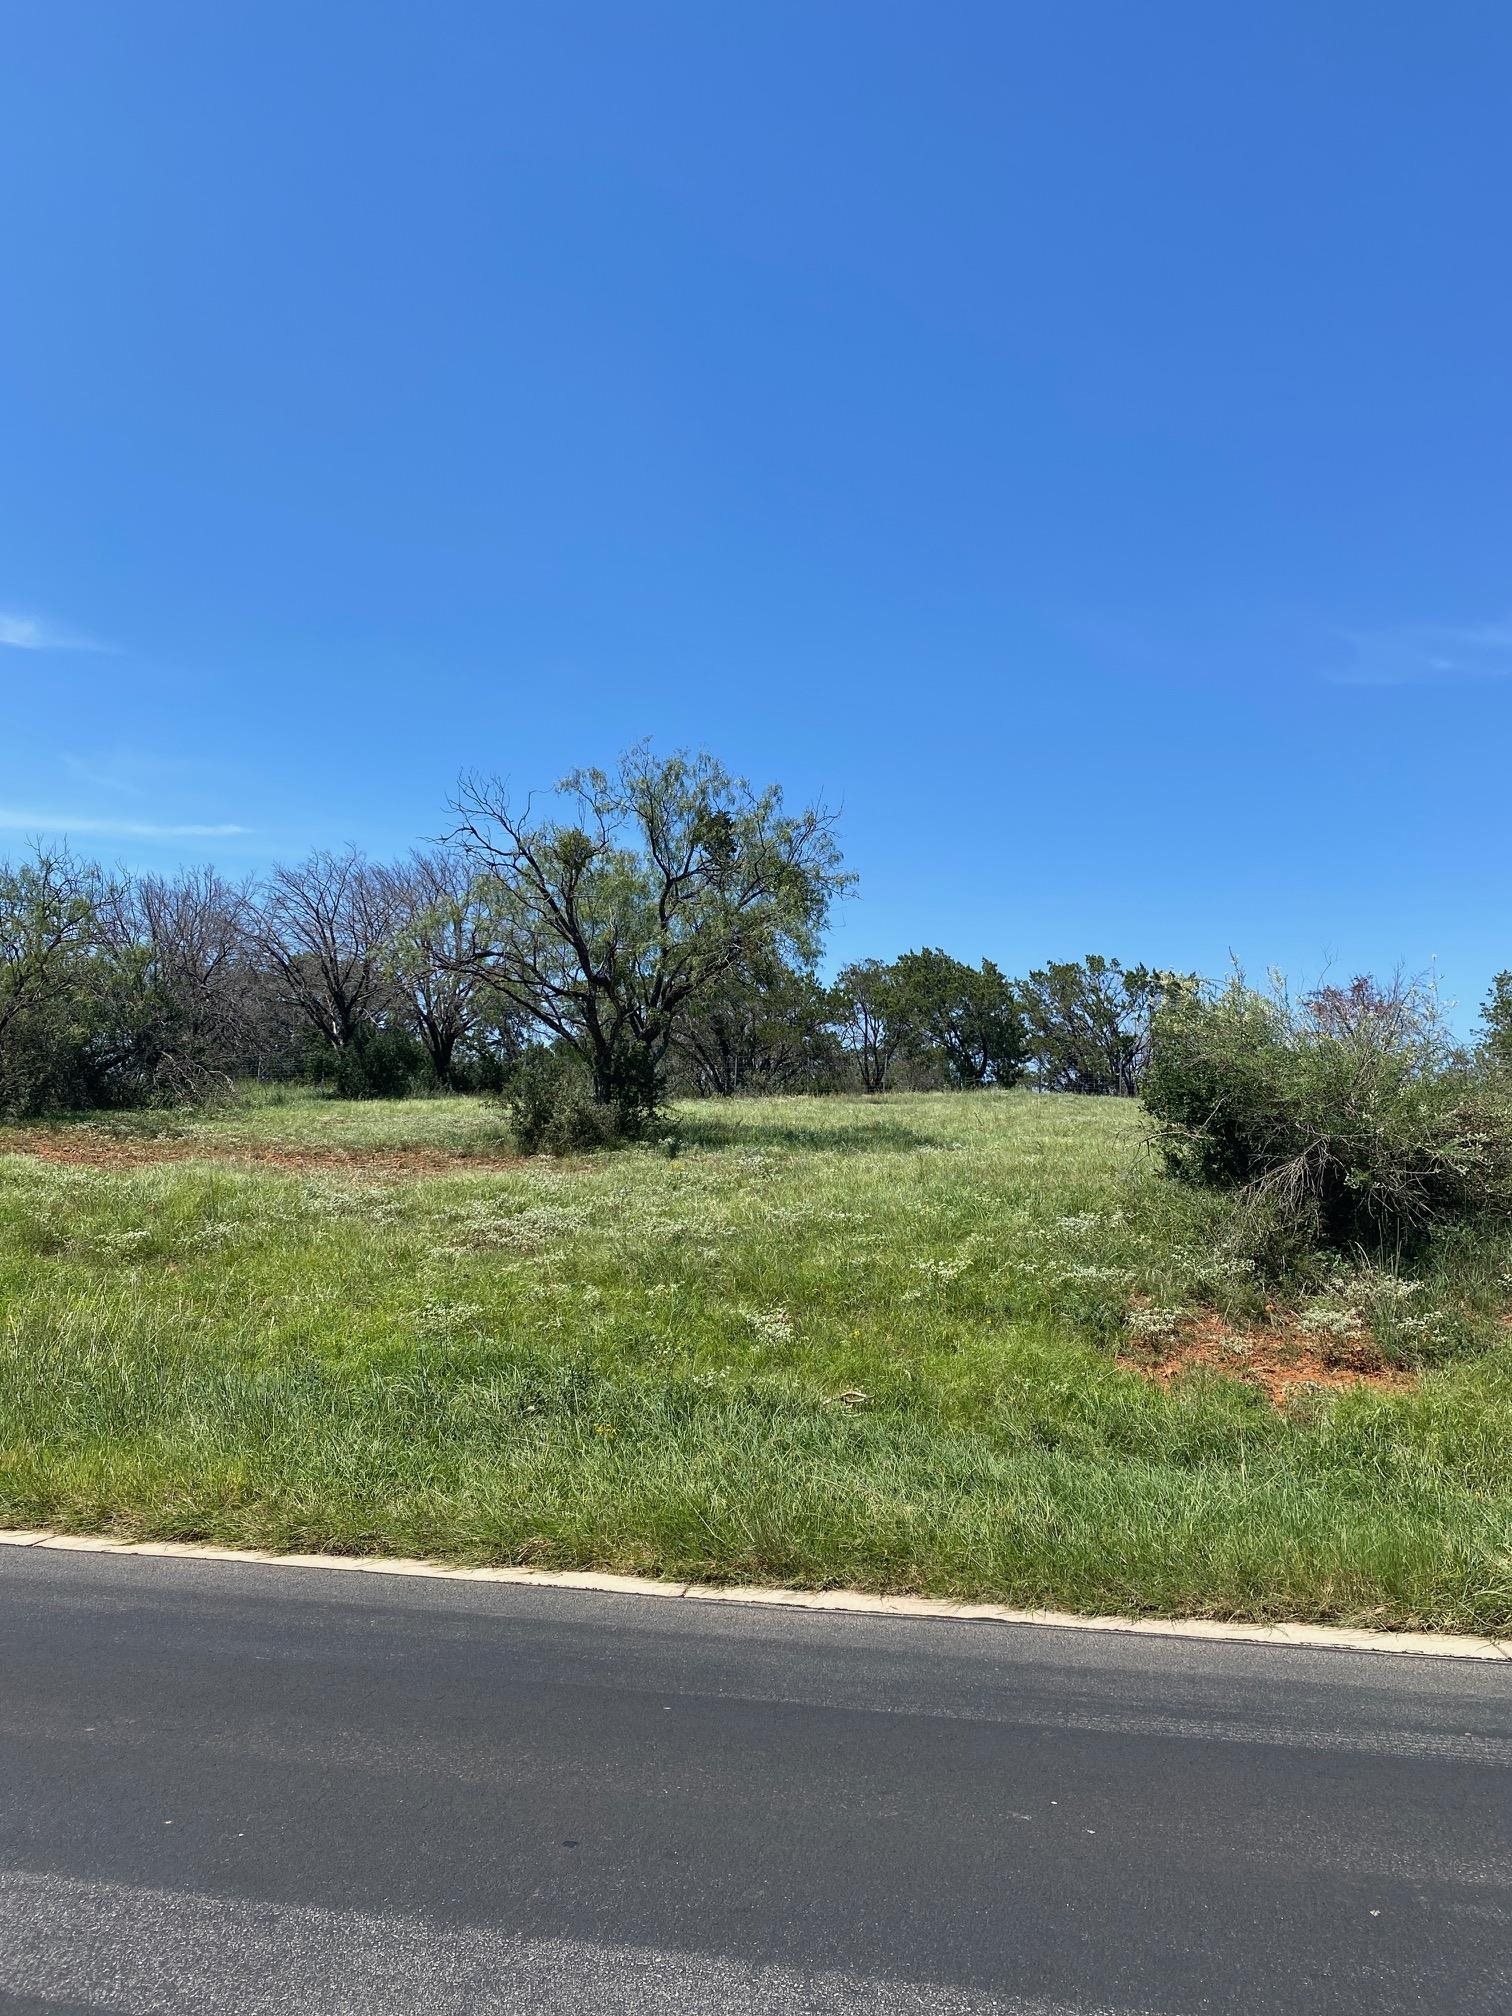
[1,1130,523,1181]
[1121,1310,1417,1404]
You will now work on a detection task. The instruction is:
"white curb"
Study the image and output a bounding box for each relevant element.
[2,1527,1508,1662]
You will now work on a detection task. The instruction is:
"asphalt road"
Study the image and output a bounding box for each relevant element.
[1,1550,1508,2014]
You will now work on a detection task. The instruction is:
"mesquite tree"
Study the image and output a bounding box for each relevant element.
[452,745,848,1118]
[250,848,398,1054]
[101,866,258,1097]
[832,958,909,1093]
[0,845,102,1047]
[380,848,497,1086]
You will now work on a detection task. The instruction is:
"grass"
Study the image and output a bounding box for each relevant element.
[3,1087,1511,1632]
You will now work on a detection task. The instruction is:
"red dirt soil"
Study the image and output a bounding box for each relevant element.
[1121,1311,1416,1404]
[1,1131,522,1180]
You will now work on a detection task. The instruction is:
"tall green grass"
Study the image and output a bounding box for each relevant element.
[3,1090,1510,1629]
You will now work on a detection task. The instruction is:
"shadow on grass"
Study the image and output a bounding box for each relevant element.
[0,1108,196,1142]
[677,1110,940,1154]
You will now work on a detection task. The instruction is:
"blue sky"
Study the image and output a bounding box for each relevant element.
[3,3,1510,1018]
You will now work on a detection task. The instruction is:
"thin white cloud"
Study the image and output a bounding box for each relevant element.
[1331,617,1512,687]
[0,808,250,840]
[60,747,194,798]
[0,609,113,653]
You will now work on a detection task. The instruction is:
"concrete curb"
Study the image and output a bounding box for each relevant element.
[2,1527,1508,1662]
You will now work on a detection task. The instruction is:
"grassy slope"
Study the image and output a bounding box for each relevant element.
[2,1089,1510,1630]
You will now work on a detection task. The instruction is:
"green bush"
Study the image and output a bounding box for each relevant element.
[595,1038,665,1138]
[1144,975,1512,1260]
[506,1047,626,1155]
[328,1025,430,1100]
[0,998,101,1117]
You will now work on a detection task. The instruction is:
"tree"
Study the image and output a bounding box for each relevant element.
[250,848,398,1054]
[381,848,499,1087]
[0,845,102,1046]
[2,850,283,1112]
[1478,972,1512,1076]
[890,948,1026,1087]
[100,867,257,1097]
[669,946,840,1096]
[0,845,109,1115]
[1018,955,1188,1096]
[451,745,848,1122]
[832,958,910,1093]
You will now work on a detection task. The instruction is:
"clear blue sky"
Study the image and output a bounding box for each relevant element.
[4,3,1509,1017]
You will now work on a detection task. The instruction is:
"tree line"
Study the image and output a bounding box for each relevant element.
[7,742,1480,1136]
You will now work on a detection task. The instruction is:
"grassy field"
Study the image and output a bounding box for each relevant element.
[3,1088,1511,1631]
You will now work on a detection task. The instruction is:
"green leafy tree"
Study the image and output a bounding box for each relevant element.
[832,958,911,1092]
[1018,954,1190,1095]
[453,745,849,1126]
[891,948,1026,1087]
[0,845,100,1037]
[1478,971,1512,1076]
[670,946,840,1096]
[0,846,111,1116]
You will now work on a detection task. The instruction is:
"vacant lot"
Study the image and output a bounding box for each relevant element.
[3,1090,1510,1631]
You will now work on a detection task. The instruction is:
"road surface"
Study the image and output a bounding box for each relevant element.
[1,1548,1508,2013]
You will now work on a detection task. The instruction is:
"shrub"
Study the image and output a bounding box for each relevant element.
[505,1048,627,1155]
[0,996,103,1117]
[328,1025,430,1100]
[1144,974,1512,1260]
